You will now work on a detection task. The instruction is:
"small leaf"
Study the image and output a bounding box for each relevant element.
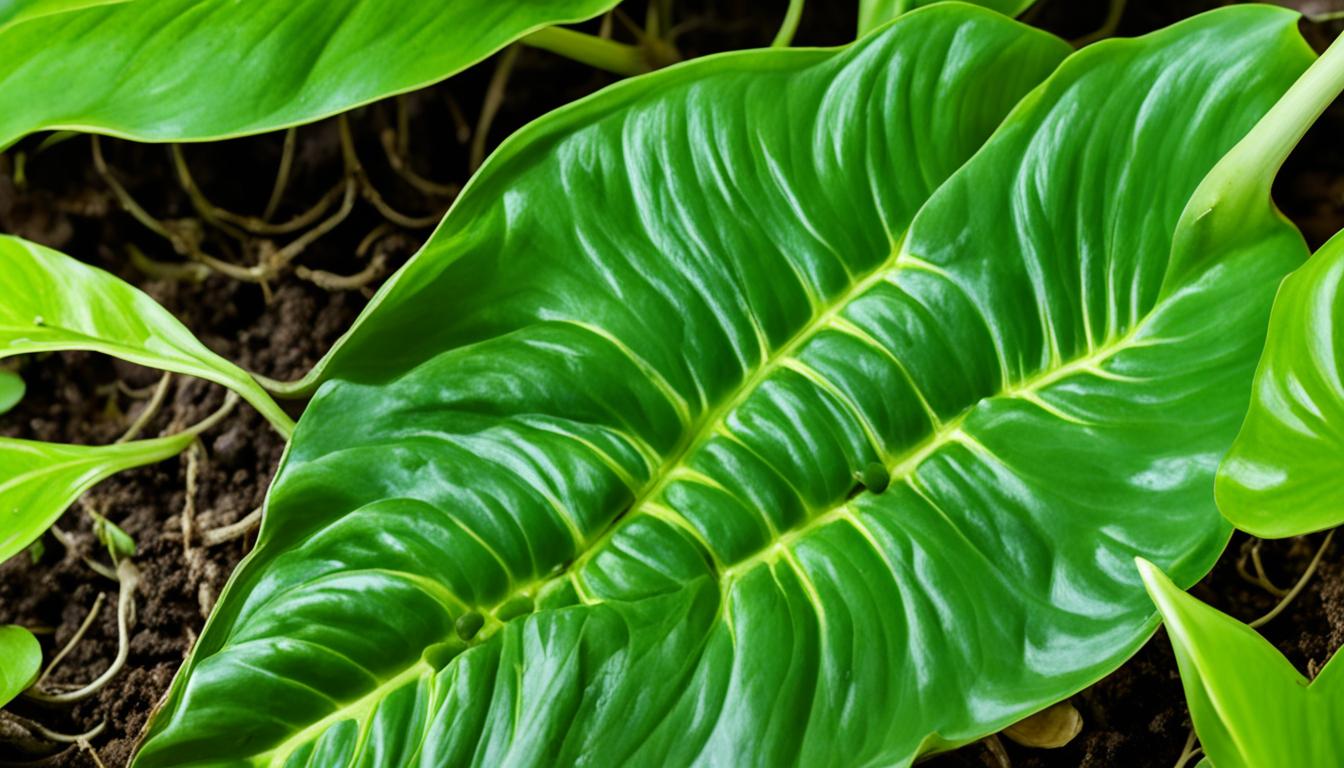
[26,537,43,564]
[0,0,619,149]
[1138,558,1344,768]
[0,368,22,415]
[0,433,192,564]
[0,236,291,435]
[1002,701,1082,749]
[0,624,41,707]
[89,509,136,560]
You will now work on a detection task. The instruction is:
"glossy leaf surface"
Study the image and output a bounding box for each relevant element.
[1218,229,1344,537]
[858,0,1035,37]
[0,369,22,415]
[0,0,617,150]
[0,236,289,433]
[0,624,40,706]
[1139,559,1344,768]
[140,7,1313,767]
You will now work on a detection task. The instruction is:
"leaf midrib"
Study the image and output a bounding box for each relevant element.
[252,242,1166,764]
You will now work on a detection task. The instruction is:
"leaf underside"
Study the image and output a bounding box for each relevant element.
[1140,559,1344,768]
[139,7,1312,767]
[0,0,617,149]
[1217,229,1344,538]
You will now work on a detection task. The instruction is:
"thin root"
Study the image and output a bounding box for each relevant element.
[35,593,106,689]
[115,372,172,444]
[471,45,521,172]
[263,127,297,222]
[25,560,139,705]
[1250,530,1335,629]
[296,254,388,292]
[1173,727,1202,768]
[201,507,262,547]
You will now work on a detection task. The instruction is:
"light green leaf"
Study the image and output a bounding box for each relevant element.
[0,236,290,435]
[90,508,137,560]
[0,0,125,30]
[1217,228,1344,537]
[858,0,1035,37]
[0,0,619,150]
[1138,558,1344,768]
[0,432,191,564]
[138,6,1316,767]
[0,368,22,415]
[0,625,41,707]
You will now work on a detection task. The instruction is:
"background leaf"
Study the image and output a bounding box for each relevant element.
[1218,229,1344,537]
[1139,558,1344,768]
[0,368,22,415]
[858,0,1036,37]
[0,0,619,150]
[0,236,290,434]
[0,432,194,564]
[0,624,41,707]
[139,7,1312,767]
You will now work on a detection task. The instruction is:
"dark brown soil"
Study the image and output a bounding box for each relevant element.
[0,2,1341,766]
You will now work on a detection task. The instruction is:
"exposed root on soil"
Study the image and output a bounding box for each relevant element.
[35,592,106,690]
[471,45,521,172]
[24,560,139,705]
[1250,530,1335,629]
[175,440,228,617]
[1237,538,1290,597]
[201,507,262,548]
[0,710,106,755]
[263,127,298,222]
[381,98,459,198]
[115,372,172,444]
[339,115,445,228]
[296,253,387,292]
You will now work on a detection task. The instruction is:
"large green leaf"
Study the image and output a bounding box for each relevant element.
[0,236,290,434]
[0,0,618,150]
[0,624,40,707]
[138,6,1316,767]
[1139,558,1344,768]
[1217,228,1344,537]
[858,0,1035,37]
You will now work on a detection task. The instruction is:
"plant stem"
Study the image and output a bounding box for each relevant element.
[1168,26,1344,290]
[523,26,649,76]
[771,0,805,47]
[1234,28,1344,188]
